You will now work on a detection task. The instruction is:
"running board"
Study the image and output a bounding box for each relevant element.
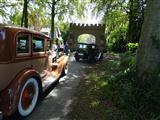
[42,76,58,92]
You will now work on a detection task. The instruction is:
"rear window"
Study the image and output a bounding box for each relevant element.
[33,37,44,52]
[17,35,29,54]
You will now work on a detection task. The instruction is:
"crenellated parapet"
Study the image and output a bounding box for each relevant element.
[70,23,105,30]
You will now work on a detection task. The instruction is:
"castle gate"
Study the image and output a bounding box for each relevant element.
[68,23,106,51]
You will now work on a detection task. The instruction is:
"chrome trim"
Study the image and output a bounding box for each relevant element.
[0,111,2,120]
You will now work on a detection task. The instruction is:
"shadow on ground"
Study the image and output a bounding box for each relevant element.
[23,56,93,120]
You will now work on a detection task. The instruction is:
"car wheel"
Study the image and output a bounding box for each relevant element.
[17,78,40,118]
[75,56,79,61]
[99,53,103,61]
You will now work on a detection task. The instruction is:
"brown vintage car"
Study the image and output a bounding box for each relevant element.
[0,25,69,119]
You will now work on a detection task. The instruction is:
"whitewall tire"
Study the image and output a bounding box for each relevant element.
[18,78,39,117]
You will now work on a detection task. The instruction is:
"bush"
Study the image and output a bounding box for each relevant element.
[106,53,160,120]
[127,42,139,53]
[111,38,127,53]
[107,26,127,53]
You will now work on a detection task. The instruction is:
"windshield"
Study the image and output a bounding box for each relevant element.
[78,44,87,49]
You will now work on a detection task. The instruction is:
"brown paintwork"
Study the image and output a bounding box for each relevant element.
[0,25,69,117]
[0,69,41,116]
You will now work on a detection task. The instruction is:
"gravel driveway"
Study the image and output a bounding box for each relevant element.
[25,55,91,120]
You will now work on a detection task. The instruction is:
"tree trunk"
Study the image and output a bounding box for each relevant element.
[126,0,145,43]
[136,0,160,79]
[21,0,28,28]
[51,0,55,39]
[126,0,134,42]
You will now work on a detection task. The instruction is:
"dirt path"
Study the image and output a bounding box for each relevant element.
[26,55,92,120]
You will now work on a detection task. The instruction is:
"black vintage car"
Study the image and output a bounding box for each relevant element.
[75,43,103,62]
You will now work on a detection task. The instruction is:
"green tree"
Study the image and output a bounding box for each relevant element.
[126,0,146,43]
[0,0,20,24]
[48,0,90,39]
[0,0,96,35]
[28,0,50,30]
[91,0,129,45]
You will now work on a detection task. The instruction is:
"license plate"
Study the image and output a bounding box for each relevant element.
[78,53,83,56]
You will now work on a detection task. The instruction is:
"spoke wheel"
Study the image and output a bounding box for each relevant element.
[75,56,79,61]
[18,78,39,117]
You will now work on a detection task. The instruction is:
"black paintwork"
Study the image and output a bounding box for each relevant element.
[75,43,103,62]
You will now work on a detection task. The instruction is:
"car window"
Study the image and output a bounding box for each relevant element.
[17,35,29,54]
[79,44,87,49]
[33,36,44,52]
[0,29,5,41]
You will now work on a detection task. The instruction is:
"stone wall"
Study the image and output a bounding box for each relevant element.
[68,23,106,51]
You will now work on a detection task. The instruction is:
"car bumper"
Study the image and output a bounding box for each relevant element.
[0,111,3,120]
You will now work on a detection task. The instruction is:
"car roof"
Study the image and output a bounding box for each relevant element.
[77,43,96,45]
[0,24,50,38]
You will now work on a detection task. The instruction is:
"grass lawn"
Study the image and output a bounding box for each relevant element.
[67,53,122,120]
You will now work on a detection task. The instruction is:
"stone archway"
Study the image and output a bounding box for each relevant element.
[78,34,96,43]
[68,23,106,51]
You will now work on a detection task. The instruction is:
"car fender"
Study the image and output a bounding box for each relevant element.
[54,55,69,77]
[0,68,42,117]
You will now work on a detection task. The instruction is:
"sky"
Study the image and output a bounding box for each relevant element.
[83,4,103,24]
[63,3,104,25]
